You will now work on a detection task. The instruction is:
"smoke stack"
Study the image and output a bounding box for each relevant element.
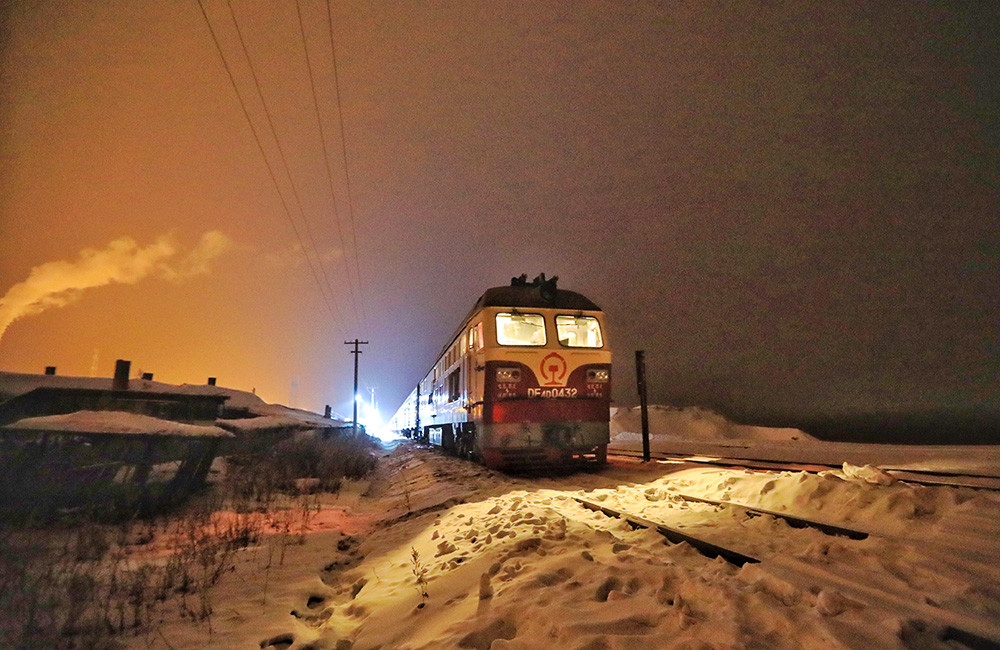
[207,377,216,386]
[44,366,56,375]
[141,372,153,380]
[113,359,130,391]
[324,405,332,418]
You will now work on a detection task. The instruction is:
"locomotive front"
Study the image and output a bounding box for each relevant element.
[473,275,611,468]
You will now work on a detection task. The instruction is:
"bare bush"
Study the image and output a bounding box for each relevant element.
[0,506,265,648]
[0,430,379,648]
[224,434,377,501]
[410,546,429,606]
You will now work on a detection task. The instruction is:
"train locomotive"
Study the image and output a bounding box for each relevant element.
[389,274,611,469]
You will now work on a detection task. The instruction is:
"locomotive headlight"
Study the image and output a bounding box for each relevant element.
[496,367,521,382]
[587,369,609,383]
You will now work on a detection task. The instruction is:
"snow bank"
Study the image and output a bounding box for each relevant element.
[611,404,812,443]
[593,465,964,537]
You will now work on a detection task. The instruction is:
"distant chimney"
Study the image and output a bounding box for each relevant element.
[141,372,153,380]
[44,366,56,375]
[324,405,332,418]
[207,377,216,386]
[113,359,130,391]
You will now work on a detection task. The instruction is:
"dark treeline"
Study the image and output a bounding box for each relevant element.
[725,406,1000,445]
[733,408,1000,445]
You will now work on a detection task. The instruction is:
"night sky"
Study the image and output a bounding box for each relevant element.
[1,1,997,429]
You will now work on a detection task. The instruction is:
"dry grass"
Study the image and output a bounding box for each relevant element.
[0,432,378,648]
[224,434,378,502]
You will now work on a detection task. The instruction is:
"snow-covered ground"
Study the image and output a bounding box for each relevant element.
[127,439,1000,649]
[610,405,1000,477]
[5,386,999,648]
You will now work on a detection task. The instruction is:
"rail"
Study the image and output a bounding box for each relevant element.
[608,448,1000,491]
[570,496,1000,648]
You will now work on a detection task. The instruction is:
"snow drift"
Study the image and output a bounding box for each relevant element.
[611,404,812,443]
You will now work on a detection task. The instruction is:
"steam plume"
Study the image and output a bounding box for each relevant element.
[0,231,232,342]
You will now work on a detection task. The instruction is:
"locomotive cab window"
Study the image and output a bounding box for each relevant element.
[496,312,546,346]
[556,315,603,348]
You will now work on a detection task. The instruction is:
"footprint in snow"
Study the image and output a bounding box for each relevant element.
[260,633,294,650]
[535,567,573,586]
[595,576,621,602]
[290,605,333,629]
[436,540,457,556]
[321,535,364,575]
[457,618,517,650]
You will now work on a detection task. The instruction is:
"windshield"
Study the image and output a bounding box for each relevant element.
[496,312,546,346]
[556,315,603,348]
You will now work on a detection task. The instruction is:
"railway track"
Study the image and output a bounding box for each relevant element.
[608,448,1000,491]
[402,442,1000,646]
[570,495,1000,648]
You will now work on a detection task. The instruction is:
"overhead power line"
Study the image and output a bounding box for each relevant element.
[325,0,369,332]
[296,0,363,335]
[195,0,345,337]
[222,0,352,333]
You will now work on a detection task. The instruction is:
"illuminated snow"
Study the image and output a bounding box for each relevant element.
[133,436,1000,649]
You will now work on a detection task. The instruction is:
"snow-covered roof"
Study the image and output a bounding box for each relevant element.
[2,410,233,438]
[0,371,350,431]
[0,370,348,415]
[215,414,334,433]
[0,370,246,402]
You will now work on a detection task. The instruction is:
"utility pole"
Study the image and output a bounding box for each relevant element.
[345,339,369,436]
[635,350,650,462]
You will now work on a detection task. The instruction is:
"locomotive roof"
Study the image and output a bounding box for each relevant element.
[471,285,601,311]
[471,274,601,312]
[427,275,602,380]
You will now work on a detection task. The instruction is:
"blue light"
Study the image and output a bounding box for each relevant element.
[356,400,400,441]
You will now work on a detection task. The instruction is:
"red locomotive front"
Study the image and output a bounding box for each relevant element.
[392,275,611,469]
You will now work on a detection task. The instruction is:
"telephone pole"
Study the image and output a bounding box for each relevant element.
[345,339,369,435]
[635,350,650,462]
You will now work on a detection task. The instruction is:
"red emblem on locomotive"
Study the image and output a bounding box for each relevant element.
[540,352,567,385]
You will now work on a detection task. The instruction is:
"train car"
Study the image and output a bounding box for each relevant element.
[391,274,611,469]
